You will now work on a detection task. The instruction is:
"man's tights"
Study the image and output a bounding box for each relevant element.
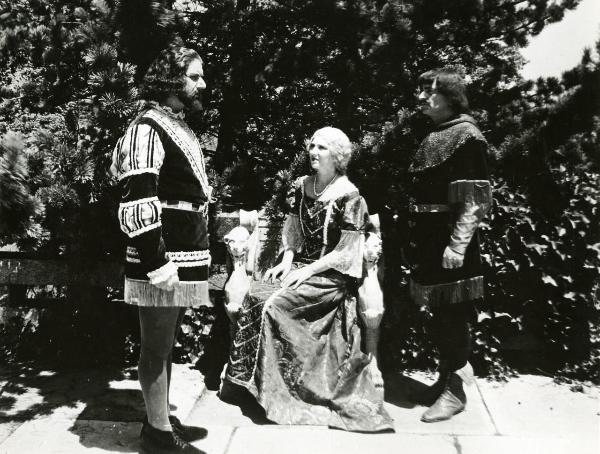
[430,303,476,372]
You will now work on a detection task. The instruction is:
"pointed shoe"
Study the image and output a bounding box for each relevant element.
[420,388,466,422]
[411,379,446,406]
[169,415,208,442]
[140,421,206,454]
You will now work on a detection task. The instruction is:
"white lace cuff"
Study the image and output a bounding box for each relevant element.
[147,261,178,285]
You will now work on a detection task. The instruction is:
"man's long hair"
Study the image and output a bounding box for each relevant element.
[139,43,201,103]
[418,68,469,114]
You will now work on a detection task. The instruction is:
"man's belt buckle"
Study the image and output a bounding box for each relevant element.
[409,204,451,213]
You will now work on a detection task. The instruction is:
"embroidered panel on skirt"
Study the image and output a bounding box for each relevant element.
[225,270,393,432]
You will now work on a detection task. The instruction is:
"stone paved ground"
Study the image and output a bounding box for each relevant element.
[0,364,598,454]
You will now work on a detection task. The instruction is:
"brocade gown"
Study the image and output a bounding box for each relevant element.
[224,175,393,432]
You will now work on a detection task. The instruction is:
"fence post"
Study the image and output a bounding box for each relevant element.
[7,284,27,307]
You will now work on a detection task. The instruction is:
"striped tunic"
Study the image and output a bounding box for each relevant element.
[111,105,212,307]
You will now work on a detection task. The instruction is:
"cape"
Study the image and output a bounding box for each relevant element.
[409,114,487,173]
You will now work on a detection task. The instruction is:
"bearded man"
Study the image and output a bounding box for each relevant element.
[111,44,211,454]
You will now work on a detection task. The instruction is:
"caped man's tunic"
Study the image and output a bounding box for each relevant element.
[111,105,213,307]
[407,114,492,306]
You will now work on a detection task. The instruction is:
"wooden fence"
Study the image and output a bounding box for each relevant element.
[0,210,280,307]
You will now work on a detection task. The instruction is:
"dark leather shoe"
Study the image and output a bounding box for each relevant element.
[421,373,466,423]
[169,415,208,442]
[140,421,206,454]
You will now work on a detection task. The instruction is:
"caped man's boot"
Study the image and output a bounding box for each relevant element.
[421,362,474,423]
[411,361,449,406]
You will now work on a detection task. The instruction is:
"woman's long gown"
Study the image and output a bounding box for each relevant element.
[224,175,393,432]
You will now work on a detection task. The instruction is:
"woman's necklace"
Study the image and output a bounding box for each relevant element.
[313,174,338,197]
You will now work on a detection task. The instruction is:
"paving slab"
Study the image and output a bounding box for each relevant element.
[227,426,457,454]
[458,435,599,454]
[187,388,273,428]
[0,364,204,423]
[189,371,496,436]
[0,422,22,446]
[0,418,140,454]
[382,372,497,435]
[1,417,233,454]
[0,369,87,420]
[476,374,599,438]
[187,425,235,454]
[163,366,205,421]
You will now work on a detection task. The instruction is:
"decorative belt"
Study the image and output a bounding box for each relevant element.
[409,204,451,213]
[161,200,208,213]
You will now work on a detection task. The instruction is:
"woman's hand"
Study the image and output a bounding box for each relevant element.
[280,265,315,290]
[262,260,292,284]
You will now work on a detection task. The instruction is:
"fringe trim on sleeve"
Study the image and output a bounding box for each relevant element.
[448,179,492,205]
[410,276,484,307]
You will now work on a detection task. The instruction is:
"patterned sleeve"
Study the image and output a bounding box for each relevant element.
[319,194,370,278]
[111,122,172,277]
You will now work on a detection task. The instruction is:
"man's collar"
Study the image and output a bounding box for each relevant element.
[148,101,186,120]
[435,114,477,131]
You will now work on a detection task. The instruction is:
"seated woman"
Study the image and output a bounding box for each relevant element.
[222,127,393,432]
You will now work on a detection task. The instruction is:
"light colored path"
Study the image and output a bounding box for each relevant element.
[186,371,496,435]
[0,364,204,454]
[0,366,598,454]
[184,372,598,454]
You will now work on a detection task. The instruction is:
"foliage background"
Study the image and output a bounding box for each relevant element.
[0,0,598,382]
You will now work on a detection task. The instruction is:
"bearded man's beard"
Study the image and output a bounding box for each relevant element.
[180,90,203,112]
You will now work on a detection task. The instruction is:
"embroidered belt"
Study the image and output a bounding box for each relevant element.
[127,247,211,267]
[161,200,208,214]
[409,204,451,213]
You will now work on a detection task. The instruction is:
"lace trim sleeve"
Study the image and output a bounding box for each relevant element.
[319,229,365,278]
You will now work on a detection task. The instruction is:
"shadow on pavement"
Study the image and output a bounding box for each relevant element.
[217,382,272,425]
[0,363,145,452]
[383,373,430,409]
[0,364,144,422]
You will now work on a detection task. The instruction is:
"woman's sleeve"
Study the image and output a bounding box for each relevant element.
[319,195,370,278]
[281,214,304,253]
[112,123,176,282]
[281,177,306,253]
[447,138,493,255]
